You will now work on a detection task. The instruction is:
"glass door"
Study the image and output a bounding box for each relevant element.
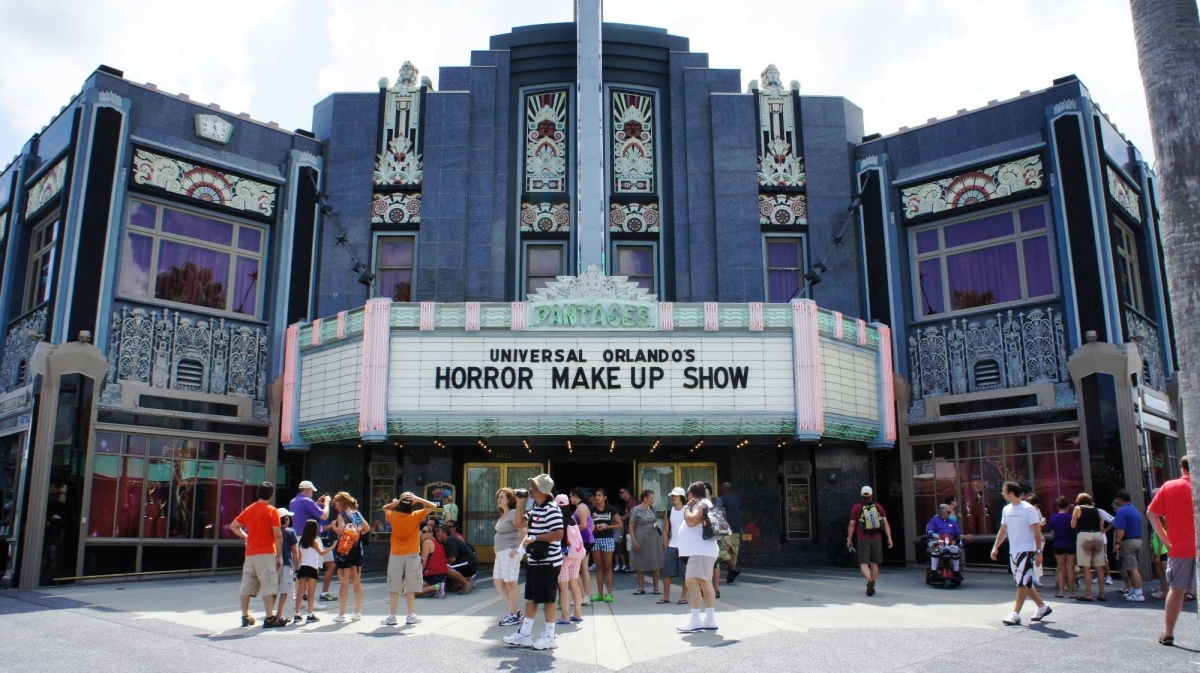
[636,462,717,517]
[463,462,543,562]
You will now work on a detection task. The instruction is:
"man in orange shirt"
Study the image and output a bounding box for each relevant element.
[1147,457,1195,647]
[229,482,285,628]
[382,491,435,626]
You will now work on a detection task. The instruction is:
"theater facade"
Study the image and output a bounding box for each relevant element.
[0,6,1179,585]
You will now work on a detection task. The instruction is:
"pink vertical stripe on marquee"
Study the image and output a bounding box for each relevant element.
[336,311,347,339]
[311,318,323,347]
[792,300,824,435]
[857,319,867,346]
[281,324,300,444]
[704,302,719,331]
[878,323,898,443]
[465,302,480,331]
[659,302,674,330]
[511,302,525,330]
[419,302,436,330]
[833,311,844,339]
[359,298,391,437]
[748,303,764,331]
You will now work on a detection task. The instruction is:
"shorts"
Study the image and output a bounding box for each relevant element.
[558,556,582,583]
[718,534,741,567]
[335,553,363,570]
[1076,531,1106,568]
[1010,551,1037,588]
[297,565,319,580]
[584,541,595,554]
[856,536,883,565]
[593,536,616,553]
[278,566,295,602]
[494,547,524,583]
[387,553,423,595]
[1118,538,1143,571]
[664,547,683,577]
[686,555,716,580]
[1167,557,1196,591]
[424,573,447,586]
[525,564,560,604]
[448,561,477,578]
[239,554,280,597]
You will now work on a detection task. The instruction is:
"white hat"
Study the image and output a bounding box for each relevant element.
[277,508,294,521]
[860,486,873,497]
[528,474,555,494]
[298,480,317,491]
[669,487,687,497]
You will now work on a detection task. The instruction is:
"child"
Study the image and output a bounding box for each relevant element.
[554,494,586,625]
[274,509,299,624]
[297,519,325,622]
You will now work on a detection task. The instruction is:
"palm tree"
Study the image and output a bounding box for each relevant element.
[1129,0,1200,561]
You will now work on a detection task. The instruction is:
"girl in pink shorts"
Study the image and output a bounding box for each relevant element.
[555,494,586,624]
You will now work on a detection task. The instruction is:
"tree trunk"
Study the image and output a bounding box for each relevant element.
[1130,0,1200,604]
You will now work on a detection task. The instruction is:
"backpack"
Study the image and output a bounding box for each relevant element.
[566,524,587,560]
[335,512,361,556]
[699,503,731,540]
[859,503,883,532]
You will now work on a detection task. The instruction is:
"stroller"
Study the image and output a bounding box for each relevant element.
[925,532,964,589]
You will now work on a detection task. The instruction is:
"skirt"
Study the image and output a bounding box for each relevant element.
[631,527,664,571]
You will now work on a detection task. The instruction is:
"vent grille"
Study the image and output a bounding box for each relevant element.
[973,360,1002,388]
[175,359,205,389]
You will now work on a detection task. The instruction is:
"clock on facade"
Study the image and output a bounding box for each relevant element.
[194,114,233,144]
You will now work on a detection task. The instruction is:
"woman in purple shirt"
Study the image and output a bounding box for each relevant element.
[1047,496,1077,598]
[570,487,595,606]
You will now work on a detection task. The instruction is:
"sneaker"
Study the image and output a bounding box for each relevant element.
[588,564,597,571]
[499,613,522,627]
[677,619,704,633]
[319,593,336,602]
[241,614,256,627]
[263,616,286,629]
[406,614,422,625]
[306,614,320,623]
[1002,612,1021,626]
[603,593,614,603]
[1126,592,1146,602]
[701,618,719,631]
[504,631,534,647]
[470,576,478,588]
[1032,605,1053,622]
[533,634,559,650]
[436,582,447,599]
[382,615,399,626]
[866,579,876,597]
[333,614,347,623]
[292,615,304,624]
[1105,576,1113,586]
[591,593,603,603]
[351,612,362,621]
[581,596,591,606]
[1151,590,1165,599]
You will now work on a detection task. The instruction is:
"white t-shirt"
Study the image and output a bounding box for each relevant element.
[1001,500,1042,554]
[676,498,720,558]
[668,506,686,548]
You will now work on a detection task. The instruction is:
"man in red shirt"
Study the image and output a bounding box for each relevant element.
[1147,457,1194,646]
[847,486,893,596]
[229,481,285,628]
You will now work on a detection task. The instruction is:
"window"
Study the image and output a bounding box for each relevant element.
[615,244,654,291]
[911,204,1055,318]
[23,217,58,312]
[765,237,804,303]
[1112,218,1143,313]
[637,462,718,515]
[120,200,265,316]
[375,235,415,302]
[525,244,564,296]
[463,463,542,551]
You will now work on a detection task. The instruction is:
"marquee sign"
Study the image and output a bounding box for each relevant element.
[281,270,896,448]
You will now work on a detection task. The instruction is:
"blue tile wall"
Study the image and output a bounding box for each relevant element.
[419,91,472,301]
[710,94,762,302]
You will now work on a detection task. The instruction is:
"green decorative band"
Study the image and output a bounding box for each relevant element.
[843,318,858,342]
[298,325,313,346]
[718,307,749,328]
[298,421,359,443]
[346,309,366,335]
[386,417,797,437]
[823,419,879,443]
[436,306,466,328]
[867,328,880,347]
[391,306,420,328]
[817,311,836,334]
[321,319,339,343]
[762,306,792,329]
[673,307,704,328]
[480,306,512,328]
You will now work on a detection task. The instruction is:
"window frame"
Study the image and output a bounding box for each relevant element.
[908,201,1057,321]
[1111,216,1144,314]
[521,240,567,299]
[118,197,267,319]
[23,214,59,313]
[611,240,658,295]
[762,233,807,303]
[371,232,418,302]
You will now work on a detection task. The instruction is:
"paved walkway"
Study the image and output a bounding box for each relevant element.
[2,565,1197,672]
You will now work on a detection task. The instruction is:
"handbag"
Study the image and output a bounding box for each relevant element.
[528,541,551,561]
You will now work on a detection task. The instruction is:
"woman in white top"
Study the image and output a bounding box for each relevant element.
[661,487,688,605]
[676,481,720,633]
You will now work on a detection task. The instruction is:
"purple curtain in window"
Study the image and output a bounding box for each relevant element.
[767,271,798,303]
[527,248,562,275]
[943,212,1014,248]
[237,227,262,253]
[1019,206,1047,232]
[945,243,1020,310]
[161,209,233,246]
[379,239,414,268]
[767,241,801,303]
[1022,236,1054,297]
[120,233,153,297]
[915,229,940,254]
[155,240,229,310]
[379,270,412,302]
[232,256,260,315]
[128,201,157,229]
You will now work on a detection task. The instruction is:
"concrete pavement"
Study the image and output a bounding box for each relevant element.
[1,565,1197,672]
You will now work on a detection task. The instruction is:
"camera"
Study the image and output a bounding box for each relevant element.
[514,488,529,498]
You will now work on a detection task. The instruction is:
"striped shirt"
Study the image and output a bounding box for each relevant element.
[525,499,564,567]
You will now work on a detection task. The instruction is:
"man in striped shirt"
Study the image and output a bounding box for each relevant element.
[504,474,564,651]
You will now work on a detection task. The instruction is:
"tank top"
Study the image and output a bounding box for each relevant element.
[668,506,686,548]
[575,507,594,543]
[1077,506,1102,533]
[593,505,615,538]
[299,542,321,569]
[424,539,449,575]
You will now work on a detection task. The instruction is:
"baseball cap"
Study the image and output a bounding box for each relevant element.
[669,487,687,497]
[528,473,555,494]
[554,493,570,506]
[298,480,317,491]
[860,486,873,497]
[277,508,294,521]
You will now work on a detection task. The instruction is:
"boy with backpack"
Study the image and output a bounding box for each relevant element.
[847,486,893,596]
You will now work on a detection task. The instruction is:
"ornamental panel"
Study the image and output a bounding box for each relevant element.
[26,158,68,215]
[1106,166,1142,223]
[0,306,47,393]
[525,90,568,193]
[0,212,7,242]
[375,61,424,187]
[131,149,277,217]
[901,155,1043,220]
[1125,309,1165,391]
[755,65,805,188]
[520,202,570,233]
[609,202,660,233]
[613,91,655,193]
[371,192,421,225]
[759,193,807,226]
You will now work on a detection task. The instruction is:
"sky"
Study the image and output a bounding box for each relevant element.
[0,0,1167,166]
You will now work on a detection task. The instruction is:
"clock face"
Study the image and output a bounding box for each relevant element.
[195,114,232,144]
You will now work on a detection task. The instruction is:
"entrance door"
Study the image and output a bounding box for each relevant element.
[550,461,636,507]
[871,449,905,564]
[636,462,718,517]
[463,462,542,563]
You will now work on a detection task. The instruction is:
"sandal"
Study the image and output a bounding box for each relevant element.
[1054,592,1064,598]
[676,598,689,604]
[1159,634,1175,646]
[653,589,661,595]
[1076,596,1094,602]
[633,589,646,595]
[1096,594,1106,602]
[656,598,670,604]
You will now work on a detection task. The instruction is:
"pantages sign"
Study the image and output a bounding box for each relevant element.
[281,267,896,449]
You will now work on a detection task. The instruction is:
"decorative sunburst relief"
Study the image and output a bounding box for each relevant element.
[131,149,277,217]
[525,90,568,193]
[1105,166,1142,223]
[759,194,807,226]
[609,202,660,233]
[900,155,1043,220]
[520,202,570,232]
[613,91,655,193]
[371,192,421,225]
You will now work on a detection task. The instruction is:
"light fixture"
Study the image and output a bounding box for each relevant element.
[477,437,488,451]
[650,437,660,453]
[567,439,573,454]
[433,438,446,450]
[736,437,749,449]
[777,437,788,449]
[691,437,705,452]
[523,437,531,453]
[610,438,616,454]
